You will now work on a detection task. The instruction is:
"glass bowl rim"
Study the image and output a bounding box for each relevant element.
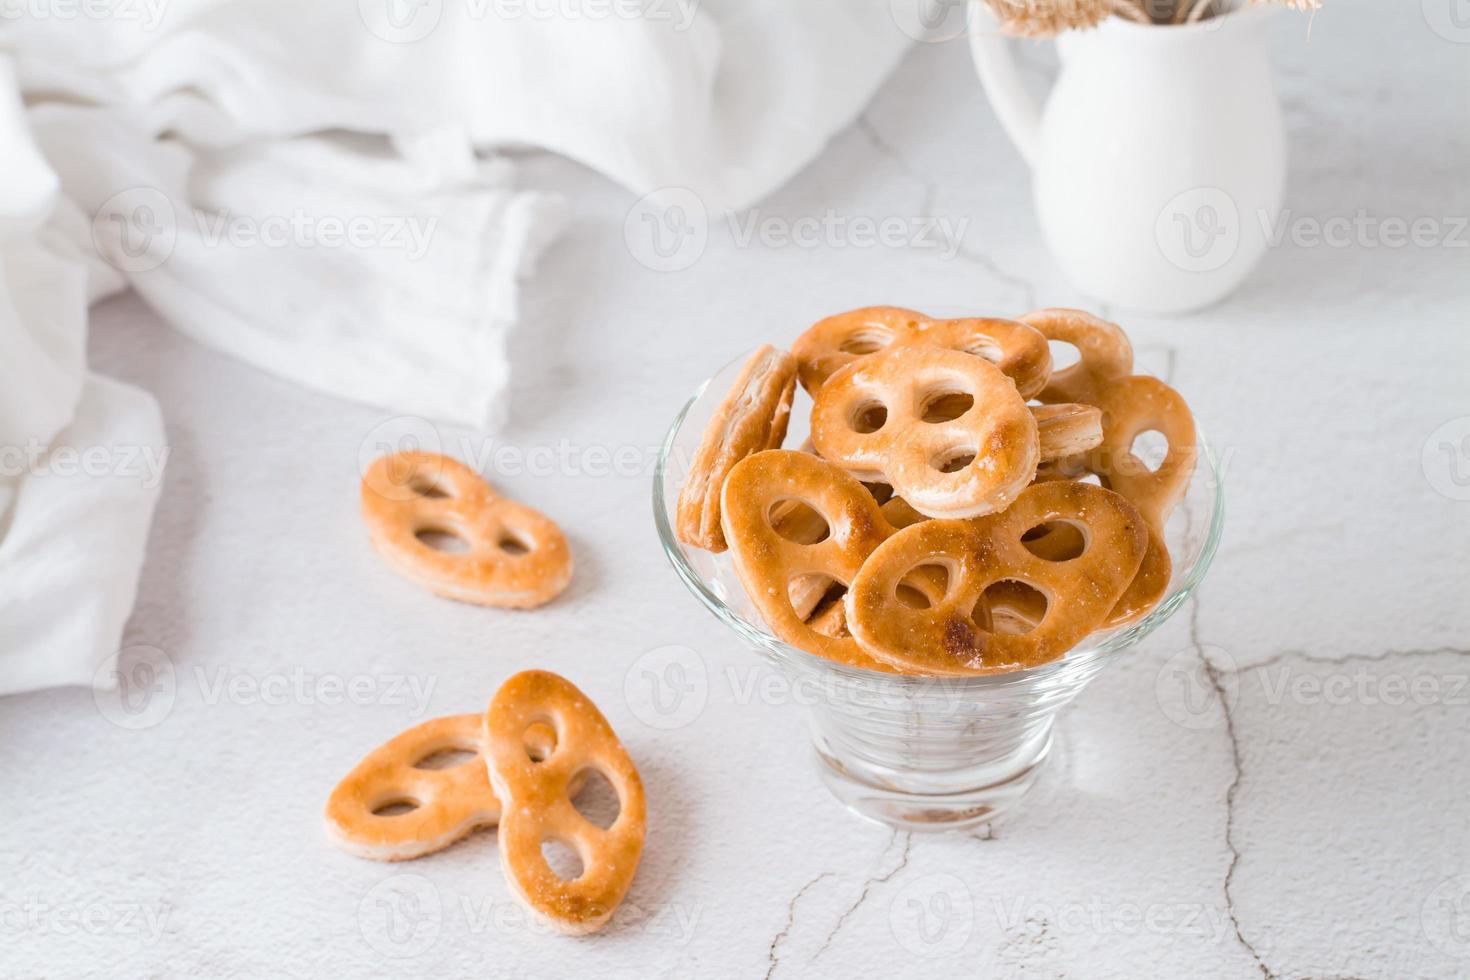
[652,352,1225,690]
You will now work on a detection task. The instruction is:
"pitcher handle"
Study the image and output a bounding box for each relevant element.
[968,7,1042,168]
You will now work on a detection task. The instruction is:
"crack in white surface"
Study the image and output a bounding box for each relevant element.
[763,870,833,980]
[1194,598,1276,980]
[1246,645,1470,670]
[855,114,938,216]
[855,113,1037,309]
[809,832,912,962]
[1190,592,1470,980]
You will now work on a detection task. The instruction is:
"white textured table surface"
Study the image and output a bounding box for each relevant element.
[4,3,1469,977]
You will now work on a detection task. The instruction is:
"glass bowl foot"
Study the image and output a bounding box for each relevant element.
[812,731,1054,833]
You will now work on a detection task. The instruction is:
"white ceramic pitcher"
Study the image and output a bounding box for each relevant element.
[970,5,1286,313]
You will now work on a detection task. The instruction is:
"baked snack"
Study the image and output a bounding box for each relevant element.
[675,345,798,552]
[361,451,572,608]
[810,346,1039,519]
[324,715,575,861]
[792,305,1052,399]
[1035,374,1197,628]
[845,481,1148,674]
[483,671,646,936]
[1018,307,1133,404]
[719,450,912,671]
[324,714,502,861]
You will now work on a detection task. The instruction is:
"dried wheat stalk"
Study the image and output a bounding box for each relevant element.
[981,0,1120,35]
[983,0,1320,34]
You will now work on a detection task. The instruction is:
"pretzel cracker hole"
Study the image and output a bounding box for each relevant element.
[848,398,889,434]
[541,839,585,880]
[918,386,975,423]
[895,562,950,610]
[768,499,831,545]
[413,746,478,770]
[371,797,421,817]
[1047,339,1082,370]
[415,525,470,553]
[1020,520,1089,561]
[408,474,450,499]
[931,446,978,474]
[839,329,894,355]
[980,580,1049,635]
[570,769,622,830]
[1129,429,1169,474]
[498,531,533,556]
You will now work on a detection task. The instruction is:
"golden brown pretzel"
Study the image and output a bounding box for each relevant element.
[484,671,646,936]
[361,452,572,608]
[676,345,798,552]
[323,715,569,862]
[791,305,1052,399]
[1092,375,1198,626]
[810,346,1039,519]
[846,481,1148,674]
[1037,375,1196,627]
[719,450,919,672]
[1088,375,1198,534]
[324,715,492,861]
[1019,308,1133,404]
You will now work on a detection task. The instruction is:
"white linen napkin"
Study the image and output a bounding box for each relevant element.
[0,62,167,695]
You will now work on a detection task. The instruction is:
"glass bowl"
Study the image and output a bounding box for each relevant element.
[653,350,1224,832]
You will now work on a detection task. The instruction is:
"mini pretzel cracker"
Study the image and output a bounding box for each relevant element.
[810,346,1039,520]
[675,345,798,552]
[1039,375,1197,627]
[1087,375,1197,535]
[322,714,539,861]
[1019,308,1133,404]
[484,671,646,936]
[720,450,924,672]
[361,452,572,608]
[792,305,1052,399]
[324,715,495,861]
[846,481,1148,674]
